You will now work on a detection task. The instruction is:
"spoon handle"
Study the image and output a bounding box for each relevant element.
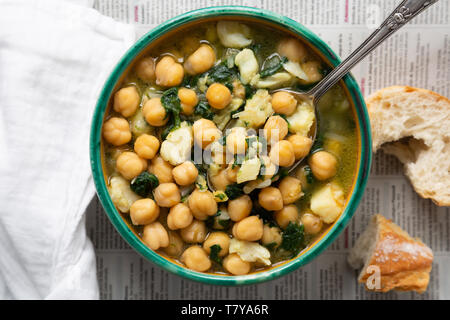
[308,0,439,101]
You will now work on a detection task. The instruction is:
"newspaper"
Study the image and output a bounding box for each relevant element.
[86,0,450,300]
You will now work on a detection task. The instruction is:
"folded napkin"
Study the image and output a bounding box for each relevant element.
[0,0,135,299]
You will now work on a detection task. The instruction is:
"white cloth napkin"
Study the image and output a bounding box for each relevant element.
[0,0,135,299]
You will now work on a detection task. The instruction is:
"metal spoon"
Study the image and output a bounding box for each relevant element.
[208,0,438,191]
[277,0,438,174]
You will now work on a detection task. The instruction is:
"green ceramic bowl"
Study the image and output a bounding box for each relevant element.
[90,6,372,286]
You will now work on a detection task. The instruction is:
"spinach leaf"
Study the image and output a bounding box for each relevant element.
[209,244,222,264]
[160,87,182,139]
[218,219,231,229]
[208,63,238,83]
[181,74,200,88]
[252,201,277,227]
[194,101,215,120]
[224,183,243,200]
[264,242,278,251]
[130,172,159,197]
[260,56,288,78]
[244,84,256,99]
[304,165,314,184]
[281,222,305,257]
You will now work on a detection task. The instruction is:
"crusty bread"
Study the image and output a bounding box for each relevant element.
[348,214,433,293]
[366,86,450,206]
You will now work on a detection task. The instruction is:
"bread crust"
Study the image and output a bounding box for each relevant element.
[358,214,433,293]
[366,86,450,206]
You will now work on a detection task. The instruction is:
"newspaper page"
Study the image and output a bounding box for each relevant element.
[86,0,450,300]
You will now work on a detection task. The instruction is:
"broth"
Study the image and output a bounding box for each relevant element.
[101,19,358,275]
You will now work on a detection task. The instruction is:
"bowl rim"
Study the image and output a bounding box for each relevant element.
[90,5,372,286]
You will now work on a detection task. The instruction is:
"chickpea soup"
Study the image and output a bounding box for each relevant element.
[101,19,358,275]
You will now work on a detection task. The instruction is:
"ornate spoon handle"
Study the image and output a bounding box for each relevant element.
[308,0,439,102]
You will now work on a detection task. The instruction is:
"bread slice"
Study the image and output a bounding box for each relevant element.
[366,86,450,206]
[348,214,433,293]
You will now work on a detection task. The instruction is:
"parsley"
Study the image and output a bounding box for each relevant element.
[260,56,288,78]
[281,222,305,257]
[209,244,222,264]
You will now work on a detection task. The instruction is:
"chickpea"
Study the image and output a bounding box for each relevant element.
[232,216,264,241]
[188,189,218,220]
[277,38,308,63]
[278,176,303,205]
[287,134,313,160]
[228,195,252,222]
[271,91,297,116]
[113,86,140,118]
[261,224,282,248]
[274,204,299,229]
[148,156,173,183]
[135,56,155,83]
[181,246,211,272]
[155,56,184,87]
[103,117,131,146]
[209,169,232,192]
[226,127,247,154]
[130,198,160,225]
[184,44,216,75]
[269,140,295,167]
[142,98,169,127]
[300,61,323,84]
[226,164,239,183]
[116,151,147,180]
[172,161,198,186]
[180,220,207,243]
[308,151,338,181]
[142,222,169,250]
[192,119,222,149]
[264,116,289,144]
[223,253,251,275]
[178,88,198,116]
[134,134,160,159]
[206,83,231,110]
[203,232,230,257]
[301,213,323,235]
[258,187,283,211]
[163,231,184,257]
[153,183,180,207]
[167,203,193,230]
